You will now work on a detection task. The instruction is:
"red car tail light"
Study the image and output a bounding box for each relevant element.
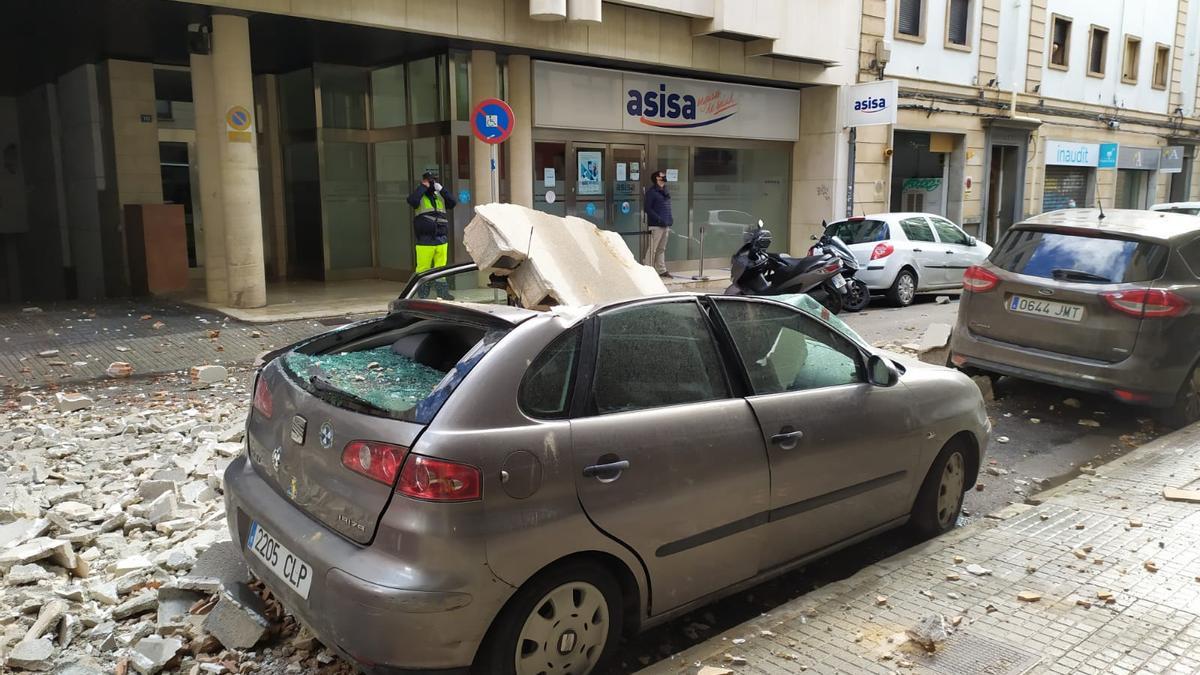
[1101,289,1189,318]
[962,265,999,292]
[870,243,894,260]
[1113,389,1152,403]
[253,377,273,419]
[342,441,408,486]
[397,455,482,502]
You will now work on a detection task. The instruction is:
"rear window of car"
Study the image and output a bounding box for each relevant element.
[1155,206,1200,215]
[826,219,889,244]
[281,315,506,424]
[989,229,1169,283]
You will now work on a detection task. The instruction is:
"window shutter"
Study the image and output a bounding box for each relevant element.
[898,0,922,36]
[948,0,969,45]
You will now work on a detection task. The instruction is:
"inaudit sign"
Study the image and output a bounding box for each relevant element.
[533,61,801,141]
[1045,141,1100,167]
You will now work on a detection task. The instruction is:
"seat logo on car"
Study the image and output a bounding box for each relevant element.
[319,422,334,449]
[1038,288,1055,296]
[290,415,307,445]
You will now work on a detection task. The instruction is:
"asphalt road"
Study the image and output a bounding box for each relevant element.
[612,293,1166,673]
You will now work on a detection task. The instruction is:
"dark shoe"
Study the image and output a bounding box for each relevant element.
[437,292,456,300]
[659,272,673,278]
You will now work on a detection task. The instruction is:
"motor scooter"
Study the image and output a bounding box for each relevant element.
[724,221,849,313]
[808,227,870,312]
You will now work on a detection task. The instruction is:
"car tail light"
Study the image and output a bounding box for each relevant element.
[822,260,842,274]
[397,455,482,502]
[950,354,967,367]
[342,441,408,486]
[1113,389,1152,403]
[870,243,894,260]
[1101,289,1189,318]
[253,377,273,419]
[962,265,999,292]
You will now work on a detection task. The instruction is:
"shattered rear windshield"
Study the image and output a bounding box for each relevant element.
[281,330,503,424]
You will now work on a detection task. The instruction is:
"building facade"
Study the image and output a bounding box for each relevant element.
[855,0,1200,245]
[0,0,861,306]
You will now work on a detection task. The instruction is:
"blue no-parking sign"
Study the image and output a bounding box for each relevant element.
[471,98,515,145]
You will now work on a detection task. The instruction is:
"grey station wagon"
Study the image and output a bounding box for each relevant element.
[225,293,989,675]
[951,209,1200,427]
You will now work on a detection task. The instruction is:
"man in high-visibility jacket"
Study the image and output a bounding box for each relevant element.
[407,172,457,299]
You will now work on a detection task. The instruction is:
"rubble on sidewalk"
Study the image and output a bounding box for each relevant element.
[905,613,952,652]
[463,203,667,309]
[0,372,332,674]
[916,323,952,365]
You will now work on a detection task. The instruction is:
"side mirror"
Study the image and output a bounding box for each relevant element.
[867,354,900,387]
[967,236,978,247]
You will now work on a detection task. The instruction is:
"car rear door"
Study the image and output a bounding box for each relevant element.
[929,216,981,287]
[709,297,919,570]
[962,227,1170,362]
[898,216,945,287]
[569,298,771,613]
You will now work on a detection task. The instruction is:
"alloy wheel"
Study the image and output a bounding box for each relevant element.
[936,452,965,528]
[515,581,610,675]
[898,273,916,305]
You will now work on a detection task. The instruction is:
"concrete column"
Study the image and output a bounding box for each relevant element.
[507,55,534,208]
[470,50,499,204]
[211,12,266,308]
[189,51,228,303]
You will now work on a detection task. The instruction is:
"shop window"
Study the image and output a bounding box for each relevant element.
[896,0,925,41]
[318,65,368,130]
[370,64,407,128]
[410,56,446,125]
[1153,43,1170,90]
[1122,35,1141,84]
[945,0,971,49]
[1049,15,1071,70]
[1088,26,1108,77]
[1179,239,1200,278]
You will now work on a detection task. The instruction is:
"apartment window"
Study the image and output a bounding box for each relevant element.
[945,0,971,49]
[1122,35,1141,84]
[1088,26,1108,76]
[1050,15,1071,69]
[1153,43,1170,89]
[896,0,926,41]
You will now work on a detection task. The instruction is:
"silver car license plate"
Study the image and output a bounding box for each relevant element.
[246,521,313,599]
[1009,295,1084,322]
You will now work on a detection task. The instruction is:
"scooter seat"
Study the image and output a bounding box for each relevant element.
[778,254,827,269]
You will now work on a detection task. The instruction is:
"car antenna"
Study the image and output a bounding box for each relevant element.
[1097,200,1105,220]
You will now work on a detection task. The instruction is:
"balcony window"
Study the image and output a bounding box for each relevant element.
[1050,15,1071,70]
[1153,43,1170,89]
[1087,26,1107,76]
[1122,35,1141,84]
[896,0,926,41]
[945,0,971,49]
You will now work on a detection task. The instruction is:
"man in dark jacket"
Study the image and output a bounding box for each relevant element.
[643,170,673,277]
[407,172,457,298]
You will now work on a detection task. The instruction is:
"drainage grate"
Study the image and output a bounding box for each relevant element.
[914,632,1040,675]
[317,316,354,327]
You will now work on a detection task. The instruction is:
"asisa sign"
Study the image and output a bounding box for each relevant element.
[626,84,739,129]
[844,79,898,128]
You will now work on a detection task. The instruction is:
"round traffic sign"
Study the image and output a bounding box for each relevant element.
[226,106,252,131]
[471,98,515,145]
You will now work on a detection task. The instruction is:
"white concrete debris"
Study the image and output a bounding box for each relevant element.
[0,377,286,673]
[190,364,228,384]
[463,202,668,309]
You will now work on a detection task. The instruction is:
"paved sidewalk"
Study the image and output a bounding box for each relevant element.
[0,300,345,391]
[641,424,1200,675]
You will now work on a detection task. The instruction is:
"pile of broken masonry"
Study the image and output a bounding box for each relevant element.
[1,373,351,675]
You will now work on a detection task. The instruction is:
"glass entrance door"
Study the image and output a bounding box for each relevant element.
[573,145,607,228]
[611,145,644,237]
[568,143,646,257]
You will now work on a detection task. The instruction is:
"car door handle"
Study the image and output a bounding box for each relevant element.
[945,250,955,254]
[771,428,804,449]
[582,460,630,479]
[912,248,923,252]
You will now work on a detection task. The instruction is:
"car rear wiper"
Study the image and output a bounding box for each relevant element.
[1051,268,1111,283]
[307,374,396,418]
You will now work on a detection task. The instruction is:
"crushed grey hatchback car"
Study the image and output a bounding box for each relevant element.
[950,209,1200,426]
[226,293,989,675]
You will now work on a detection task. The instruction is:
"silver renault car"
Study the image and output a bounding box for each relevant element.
[225,293,988,675]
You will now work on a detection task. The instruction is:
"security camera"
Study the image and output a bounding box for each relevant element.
[1106,119,1120,130]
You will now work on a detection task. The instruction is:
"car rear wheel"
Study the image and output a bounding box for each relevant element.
[475,562,622,675]
[1159,365,1200,429]
[910,443,968,539]
[887,269,917,307]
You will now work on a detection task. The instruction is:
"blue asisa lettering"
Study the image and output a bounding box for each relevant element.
[853,96,889,112]
[627,84,699,120]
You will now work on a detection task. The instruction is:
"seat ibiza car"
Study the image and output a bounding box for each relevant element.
[824,213,992,306]
[950,208,1200,427]
[226,293,988,675]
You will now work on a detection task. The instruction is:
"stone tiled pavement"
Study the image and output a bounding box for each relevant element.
[641,424,1200,675]
[0,300,354,391]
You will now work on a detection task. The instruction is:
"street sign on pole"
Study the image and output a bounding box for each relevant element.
[472,98,515,204]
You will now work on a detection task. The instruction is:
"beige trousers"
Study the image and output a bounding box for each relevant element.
[645,226,670,274]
